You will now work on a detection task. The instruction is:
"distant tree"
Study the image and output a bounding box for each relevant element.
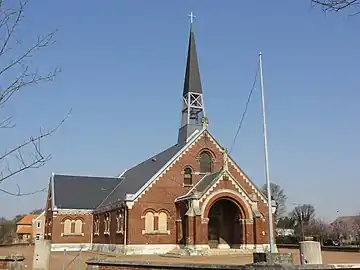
[29,208,44,214]
[330,219,351,240]
[13,214,25,223]
[261,183,288,222]
[277,216,295,229]
[307,218,331,242]
[0,0,69,196]
[290,204,316,224]
[312,0,360,14]
[0,218,16,244]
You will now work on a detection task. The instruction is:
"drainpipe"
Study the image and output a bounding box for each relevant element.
[123,205,128,253]
[90,214,94,246]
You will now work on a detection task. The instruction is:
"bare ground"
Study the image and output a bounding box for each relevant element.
[1,246,360,269]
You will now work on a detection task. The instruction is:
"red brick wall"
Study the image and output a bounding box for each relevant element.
[93,210,125,245]
[126,131,224,245]
[44,183,53,240]
[51,213,93,244]
[92,130,274,246]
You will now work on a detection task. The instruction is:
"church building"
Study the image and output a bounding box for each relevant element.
[44,17,276,254]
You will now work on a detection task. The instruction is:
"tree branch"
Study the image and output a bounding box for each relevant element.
[0,110,71,185]
[0,0,66,196]
[0,183,46,196]
[311,0,360,15]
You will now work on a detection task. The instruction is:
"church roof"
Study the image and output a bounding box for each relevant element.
[97,144,181,209]
[52,174,120,210]
[175,171,222,202]
[183,23,202,95]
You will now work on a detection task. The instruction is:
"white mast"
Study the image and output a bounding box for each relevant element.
[259,52,275,253]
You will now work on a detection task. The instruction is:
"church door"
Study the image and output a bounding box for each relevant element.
[207,198,243,248]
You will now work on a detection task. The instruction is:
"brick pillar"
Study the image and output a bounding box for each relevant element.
[186,216,195,245]
[253,218,258,245]
[194,216,202,245]
[175,219,182,244]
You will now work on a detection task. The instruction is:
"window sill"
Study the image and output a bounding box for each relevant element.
[142,230,170,235]
[61,233,84,237]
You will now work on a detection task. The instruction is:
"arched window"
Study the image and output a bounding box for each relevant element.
[158,212,168,232]
[74,220,83,234]
[183,167,193,185]
[116,209,124,234]
[104,213,111,235]
[63,219,71,235]
[94,216,100,235]
[144,212,154,233]
[199,151,212,173]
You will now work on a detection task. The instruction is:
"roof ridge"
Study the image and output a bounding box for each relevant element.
[95,175,126,210]
[53,173,119,179]
[120,143,178,174]
[130,128,205,202]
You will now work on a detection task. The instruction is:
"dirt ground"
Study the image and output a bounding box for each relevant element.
[1,246,360,269]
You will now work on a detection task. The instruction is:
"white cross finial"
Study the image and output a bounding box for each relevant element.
[188,12,196,24]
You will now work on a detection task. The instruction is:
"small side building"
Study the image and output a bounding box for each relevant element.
[16,214,39,243]
[32,211,46,241]
[44,175,120,251]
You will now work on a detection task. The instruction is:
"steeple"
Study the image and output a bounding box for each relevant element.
[177,12,207,145]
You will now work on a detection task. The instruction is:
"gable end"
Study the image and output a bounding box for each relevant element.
[203,131,268,204]
[130,128,206,204]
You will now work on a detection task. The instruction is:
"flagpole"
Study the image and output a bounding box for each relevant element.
[259,52,275,253]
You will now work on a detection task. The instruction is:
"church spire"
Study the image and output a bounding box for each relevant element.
[178,12,207,145]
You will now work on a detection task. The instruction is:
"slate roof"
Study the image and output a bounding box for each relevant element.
[53,174,120,210]
[176,171,222,201]
[193,172,221,194]
[183,23,202,95]
[97,144,181,208]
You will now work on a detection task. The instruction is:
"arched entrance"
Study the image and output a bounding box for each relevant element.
[207,198,243,248]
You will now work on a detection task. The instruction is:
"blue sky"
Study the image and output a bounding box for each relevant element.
[1,0,359,220]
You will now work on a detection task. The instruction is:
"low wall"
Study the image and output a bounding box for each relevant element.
[277,244,360,252]
[86,259,360,270]
[0,255,24,269]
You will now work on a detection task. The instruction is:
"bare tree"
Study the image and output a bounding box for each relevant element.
[0,0,68,196]
[307,218,331,242]
[261,183,288,222]
[312,0,360,14]
[290,204,315,229]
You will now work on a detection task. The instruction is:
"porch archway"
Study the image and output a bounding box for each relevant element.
[207,198,244,248]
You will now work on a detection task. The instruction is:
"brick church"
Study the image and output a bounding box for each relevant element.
[44,18,276,255]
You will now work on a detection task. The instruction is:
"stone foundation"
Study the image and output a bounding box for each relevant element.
[89,244,274,256]
[51,243,92,252]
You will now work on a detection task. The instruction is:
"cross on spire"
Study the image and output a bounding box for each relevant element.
[177,11,205,145]
[188,12,196,24]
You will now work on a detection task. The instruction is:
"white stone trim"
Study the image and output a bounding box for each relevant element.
[56,209,93,215]
[33,211,45,223]
[175,174,208,202]
[200,186,254,220]
[130,128,206,203]
[51,173,56,210]
[92,244,180,255]
[90,243,276,255]
[51,243,92,252]
[200,174,253,205]
[205,132,267,204]
[217,243,230,249]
